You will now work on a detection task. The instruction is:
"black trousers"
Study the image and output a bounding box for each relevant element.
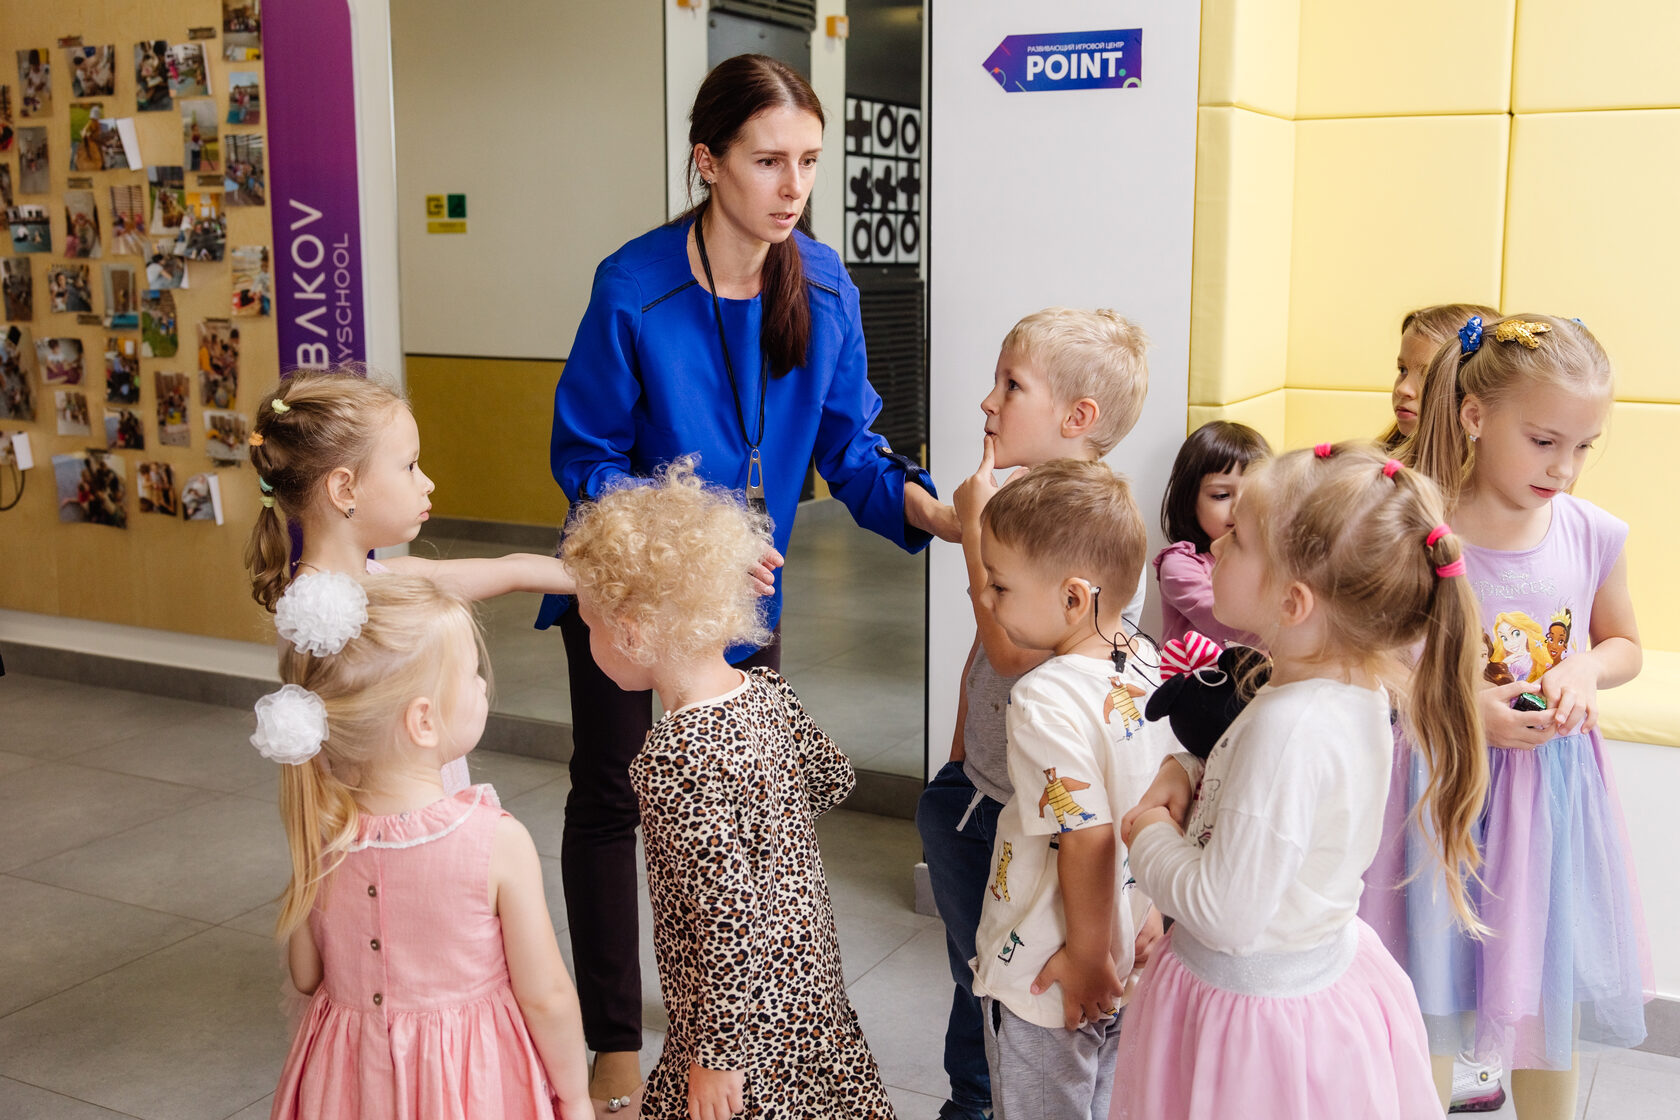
[556,602,782,1052]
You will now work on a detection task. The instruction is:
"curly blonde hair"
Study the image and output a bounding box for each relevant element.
[563,459,772,667]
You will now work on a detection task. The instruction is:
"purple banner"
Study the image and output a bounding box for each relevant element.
[984,29,1143,93]
[264,0,367,370]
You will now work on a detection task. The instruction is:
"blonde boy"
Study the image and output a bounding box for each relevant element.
[970,461,1171,1120]
[919,308,1153,1120]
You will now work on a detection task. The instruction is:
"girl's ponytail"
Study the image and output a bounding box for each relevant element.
[1404,517,1489,933]
[245,498,293,612]
[275,752,360,940]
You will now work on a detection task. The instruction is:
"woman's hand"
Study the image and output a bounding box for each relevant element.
[1479,678,1553,750]
[1538,654,1599,737]
[750,545,783,597]
[688,1062,745,1120]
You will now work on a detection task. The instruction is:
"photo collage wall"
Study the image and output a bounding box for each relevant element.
[843,95,921,267]
[0,1,270,529]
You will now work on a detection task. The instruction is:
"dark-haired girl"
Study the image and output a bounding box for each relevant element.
[540,53,951,1115]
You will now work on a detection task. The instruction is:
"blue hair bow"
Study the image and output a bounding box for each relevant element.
[1458,315,1484,356]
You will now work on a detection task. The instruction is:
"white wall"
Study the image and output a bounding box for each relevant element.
[926,1,1202,769]
[390,0,665,360]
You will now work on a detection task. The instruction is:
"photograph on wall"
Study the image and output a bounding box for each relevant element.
[104,406,143,450]
[54,389,90,436]
[17,127,47,193]
[230,246,270,316]
[54,448,126,527]
[135,41,172,112]
[181,98,219,172]
[224,1,262,60]
[204,408,246,464]
[104,264,139,329]
[64,189,103,258]
[223,134,263,206]
[7,203,49,253]
[198,318,238,407]
[0,85,12,151]
[0,164,11,207]
[69,104,141,172]
[0,325,33,420]
[105,337,139,403]
[166,44,211,98]
[144,241,187,290]
[172,191,226,261]
[138,460,179,515]
[182,471,220,521]
[110,183,147,255]
[147,165,185,234]
[155,369,188,444]
[38,336,83,384]
[226,71,260,124]
[67,45,117,99]
[843,96,922,267]
[47,263,94,314]
[17,51,50,118]
[2,257,32,320]
[142,289,178,356]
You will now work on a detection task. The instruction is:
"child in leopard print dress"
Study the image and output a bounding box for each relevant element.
[563,460,895,1120]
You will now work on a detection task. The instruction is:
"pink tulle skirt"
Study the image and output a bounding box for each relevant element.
[1111,921,1439,1120]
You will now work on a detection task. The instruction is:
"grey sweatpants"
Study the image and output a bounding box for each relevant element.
[981,997,1124,1120]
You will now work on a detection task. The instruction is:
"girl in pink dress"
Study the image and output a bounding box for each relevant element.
[1114,443,1490,1120]
[245,369,577,793]
[256,572,590,1120]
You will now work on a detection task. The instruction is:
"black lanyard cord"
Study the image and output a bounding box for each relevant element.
[693,212,768,453]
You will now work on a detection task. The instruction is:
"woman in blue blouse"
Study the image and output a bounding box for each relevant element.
[539,54,955,1114]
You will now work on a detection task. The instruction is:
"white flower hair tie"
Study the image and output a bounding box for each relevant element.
[251,684,328,765]
[276,571,368,656]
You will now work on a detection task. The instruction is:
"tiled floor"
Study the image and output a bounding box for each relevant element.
[3,673,1677,1118]
[420,497,930,779]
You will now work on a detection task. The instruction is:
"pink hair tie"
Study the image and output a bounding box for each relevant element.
[1435,558,1467,579]
[1382,459,1402,478]
[1313,442,1334,459]
[1425,523,1452,548]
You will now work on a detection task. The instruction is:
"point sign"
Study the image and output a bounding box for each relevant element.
[983,29,1143,93]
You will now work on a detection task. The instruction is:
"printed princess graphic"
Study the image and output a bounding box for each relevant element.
[1037,767,1096,832]
[1483,607,1575,685]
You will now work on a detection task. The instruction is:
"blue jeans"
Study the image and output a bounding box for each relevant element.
[917,760,1005,1120]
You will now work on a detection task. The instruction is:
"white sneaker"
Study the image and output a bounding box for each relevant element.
[1448,1053,1506,1113]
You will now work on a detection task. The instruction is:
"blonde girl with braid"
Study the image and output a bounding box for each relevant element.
[1113,443,1486,1120]
[257,574,589,1119]
[245,369,577,791]
[1396,314,1650,1117]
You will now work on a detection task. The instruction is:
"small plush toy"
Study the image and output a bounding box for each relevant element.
[1144,631,1271,759]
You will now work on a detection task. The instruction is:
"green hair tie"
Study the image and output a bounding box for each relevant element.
[259,495,275,509]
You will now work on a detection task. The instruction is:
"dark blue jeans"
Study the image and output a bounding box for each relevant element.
[916,760,1006,1120]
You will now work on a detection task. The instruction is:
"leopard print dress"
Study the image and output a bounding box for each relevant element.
[629,667,895,1119]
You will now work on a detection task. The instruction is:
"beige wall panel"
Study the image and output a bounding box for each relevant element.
[1186,390,1287,452]
[1295,0,1514,118]
[1287,115,1507,391]
[1281,388,1393,450]
[1514,0,1680,112]
[1571,402,1676,641]
[1198,0,1300,117]
[1502,110,1680,404]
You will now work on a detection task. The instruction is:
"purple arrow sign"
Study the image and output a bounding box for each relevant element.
[983,29,1143,93]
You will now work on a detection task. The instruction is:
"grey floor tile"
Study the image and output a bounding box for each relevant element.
[0,927,292,1120]
[0,1077,139,1120]
[0,877,208,1018]
[0,687,233,761]
[465,747,570,800]
[220,901,279,940]
[0,749,41,776]
[1582,1048,1680,1119]
[886,1083,948,1117]
[73,710,273,793]
[0,763,218,872]
[502,774,575,859]
[0,673,79,713]
[14,795,290,924]
[816,810,937,931]
[221,1094,273,1120]
[846,925,954,1101]
[835,911,923,986]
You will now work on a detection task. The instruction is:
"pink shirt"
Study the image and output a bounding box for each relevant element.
[1153,541,1261,650]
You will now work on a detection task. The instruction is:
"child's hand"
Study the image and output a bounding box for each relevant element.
[1479,679,1553,750]
[688,1062,744,1120]
[1122,806,1181,848]
[1120,761,1193,846]
[953,435,1027,536]
[1032,946,1126,1031]
[1538,654,1598,736]
[1133,906,1166,970]
[750,545,783,597]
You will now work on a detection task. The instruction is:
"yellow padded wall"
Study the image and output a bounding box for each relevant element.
[1282,389,1393,450]
[1287,115,1507,391]
[1198,0,1300,117]
[1514,0,1680,112]
[1294,0,1514,118]
[1570,402,1677,641]
[1502,110,1680,404]
[1187,390,1287,451]
[1190,107,1295,408]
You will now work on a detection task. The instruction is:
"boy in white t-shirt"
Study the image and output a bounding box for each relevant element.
[969,460,1174,1120]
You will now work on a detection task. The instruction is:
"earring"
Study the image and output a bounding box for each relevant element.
[1468,434,1478,444]
[345,505,354,519]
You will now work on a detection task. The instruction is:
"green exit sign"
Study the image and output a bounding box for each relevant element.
[446,193,467,219]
